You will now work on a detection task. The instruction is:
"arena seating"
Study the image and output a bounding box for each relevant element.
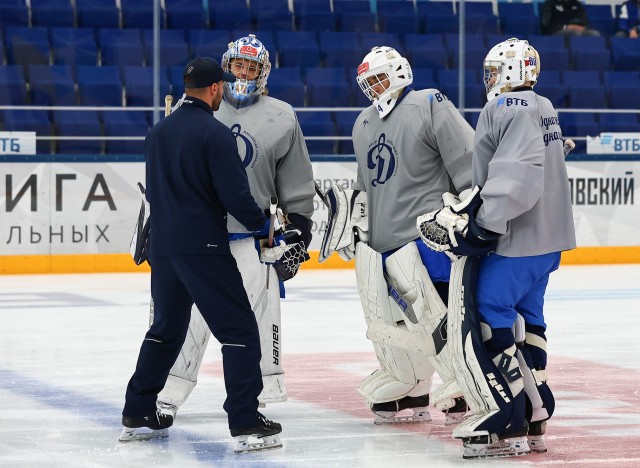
[0,0,638,154]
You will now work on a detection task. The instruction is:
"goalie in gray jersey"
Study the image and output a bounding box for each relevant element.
[320,46,474,425]
[157,34,315,418]
[417,38,576,459]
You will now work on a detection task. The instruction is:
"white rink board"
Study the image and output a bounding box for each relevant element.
[0,160,637,255]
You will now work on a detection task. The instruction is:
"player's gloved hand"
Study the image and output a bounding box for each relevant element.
[336,227,368,261]
[417,186,498,258]
[259,225,311,281]
[253,209,283,239]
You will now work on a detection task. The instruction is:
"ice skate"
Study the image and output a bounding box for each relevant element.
[462,433,530,459]
[527,420,547,453]
[371,395,431,425]
[231,412,283,453]
[156,400,178,419]
[119,410,173,442]
[442,396,469,426]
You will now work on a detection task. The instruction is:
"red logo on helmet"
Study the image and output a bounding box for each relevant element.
[240,45,258,57]
[357,62,369,75]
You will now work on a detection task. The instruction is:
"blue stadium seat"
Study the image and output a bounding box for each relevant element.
[334,1,376,33]
[2,110,52,153]
[77,65,124,106]
[560,113,599,139]
[54,110,102,154]
[568,86,607,109]
[29,65,76,106]
[252,0,293,31]
[418,1,457,34]
[0,65,28,104]
[267,67,305,107]
[567,35,607,53]
[535,83,568,108]
[573,48,611,71]
[297,112,336,154]
[121,0,155,29]
[610,38,640,72]
[169,65,185,100]
[4,27,51,67]
[465,1,499,34]
[501,15,539,36]
[319,31,361,69]
[528,35,569,71]
[378,1,419,34]
[31,0,74,27]
[334,110,360,154]
[405,34,449,69]
[276,32,321,68]
[51,27,99,67]
[584,4,615,36]
[142,30,190,67]
[123,66,171,107]
[103,111,149,154]
[599,113,639,133]
[609,85,640,109]
[0,39,5,64]
[208,1,253,31]
[562,70,601,86]
[295,0,335,32]
[360,32,404,55]
[449,47,487,71]
[99,29,145,68]
[411,68,438,90]
[0,2,29,27]
[306,68,352,107]
[165,0,207,29]
[437,70,484,108]
[189,30,232,63]
[76,0,120,29]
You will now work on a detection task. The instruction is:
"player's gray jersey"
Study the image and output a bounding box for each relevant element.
[472,90,576,257]
[215,96,315,233]
[352,89,474,253]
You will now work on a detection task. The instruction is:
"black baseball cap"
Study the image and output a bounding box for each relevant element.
[183,57,235,88]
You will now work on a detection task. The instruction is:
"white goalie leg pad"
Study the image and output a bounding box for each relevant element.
[384,243,465,413]
[232,238,286,404]
[158,306,210,416]
[318,184,368,262]
[355,242,434,404]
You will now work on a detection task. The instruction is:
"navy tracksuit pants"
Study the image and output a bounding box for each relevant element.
[122,254,263,429]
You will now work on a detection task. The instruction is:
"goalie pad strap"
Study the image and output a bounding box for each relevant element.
[318,185,368,262]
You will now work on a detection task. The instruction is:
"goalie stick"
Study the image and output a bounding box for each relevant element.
[266,196,278,289]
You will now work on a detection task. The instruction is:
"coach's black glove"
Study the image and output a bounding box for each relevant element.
[450,214,499,257]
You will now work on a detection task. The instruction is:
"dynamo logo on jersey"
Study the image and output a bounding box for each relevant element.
[230,123,256,168]
[367,133,397,187]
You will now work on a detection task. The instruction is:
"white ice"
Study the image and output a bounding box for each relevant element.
[1,264,639,467]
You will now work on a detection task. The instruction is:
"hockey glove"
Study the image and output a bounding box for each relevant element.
[259,226,310,281]
[417,186,498,258]
[253,209,283,239]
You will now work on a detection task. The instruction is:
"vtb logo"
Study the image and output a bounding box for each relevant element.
[367,133,396,187]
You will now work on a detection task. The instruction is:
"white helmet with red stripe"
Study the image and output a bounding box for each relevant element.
[356,46,412,118]
[222,34,271,103]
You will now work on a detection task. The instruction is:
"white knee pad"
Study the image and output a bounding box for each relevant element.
[355,242,434,404]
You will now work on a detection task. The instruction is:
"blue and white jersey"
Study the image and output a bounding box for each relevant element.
[352,89,474,252]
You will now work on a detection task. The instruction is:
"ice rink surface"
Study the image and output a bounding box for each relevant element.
[1,263,639,467]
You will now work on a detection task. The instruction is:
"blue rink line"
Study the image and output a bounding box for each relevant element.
[0,368,288,466]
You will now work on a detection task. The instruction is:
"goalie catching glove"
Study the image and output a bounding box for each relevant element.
[258,213,311,281]
[416,186,499,258]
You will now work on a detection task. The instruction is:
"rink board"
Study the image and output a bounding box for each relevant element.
[0,157,638,273]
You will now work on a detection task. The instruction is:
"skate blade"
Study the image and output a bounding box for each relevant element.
[119,427,169,442]
[374,408,431,425]
[234,434,283,453]
[463,437,530,459]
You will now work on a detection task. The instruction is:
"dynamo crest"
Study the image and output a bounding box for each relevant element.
[366,133,397,187]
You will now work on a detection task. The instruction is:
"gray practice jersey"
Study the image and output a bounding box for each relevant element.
[352,89,474,253]
[472,89,576,257]
[215,96,315,233]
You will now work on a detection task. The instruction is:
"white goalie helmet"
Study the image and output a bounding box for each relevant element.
[221,34,271,102]
[483,37,541,102]
[356,46,413,118]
